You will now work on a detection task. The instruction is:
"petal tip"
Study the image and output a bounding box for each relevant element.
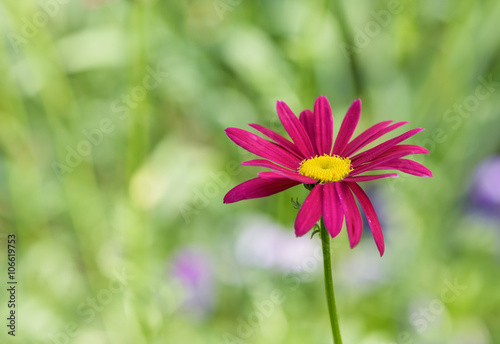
[294,227,307,237]
[350,99,362,113]
[276,100,288,110]
[316,95,330,105]
[225,127,237,135]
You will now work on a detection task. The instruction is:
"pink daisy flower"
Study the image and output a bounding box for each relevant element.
[223,96,432,256]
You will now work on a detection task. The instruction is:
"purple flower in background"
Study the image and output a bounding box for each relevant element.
[470,156,500,216]
[171,248,216,318]
[234,217,319,273]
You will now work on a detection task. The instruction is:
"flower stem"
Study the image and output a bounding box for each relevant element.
[319,218,343,343]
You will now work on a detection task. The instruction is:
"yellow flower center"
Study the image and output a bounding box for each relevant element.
[298,155,353,183]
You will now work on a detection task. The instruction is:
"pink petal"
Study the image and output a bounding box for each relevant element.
[259,171,317,184]
[337,182,363,248]
[351,150,416,175]
[241,159,293,173]
[374,159,433,177]
[295,184,323,236]
[350,144,428,176]
[342,121,393,156]
[299,109,317,154]
[344,173,399,182]
[226,128,301,169]
[332,99,361,155]
[313,96,334,155]
[351,128,424,166]
[343,121,409,157]
[224,177,300,204]
[276,101,315,158]
[347,182,385,256]
[322,183,344,238]
[249,123,303,158]
[378,144,429,159]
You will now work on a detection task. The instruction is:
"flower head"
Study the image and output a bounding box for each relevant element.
[223,96,432,256]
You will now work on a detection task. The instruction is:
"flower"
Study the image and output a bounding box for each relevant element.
[467,156,500,224]
[171,248,216,318]
[223,96,432,256]
[470,156,500,210]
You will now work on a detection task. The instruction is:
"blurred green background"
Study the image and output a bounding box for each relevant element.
[1,0,500,343]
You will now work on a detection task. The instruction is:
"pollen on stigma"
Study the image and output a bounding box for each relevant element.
[298,154,353,183]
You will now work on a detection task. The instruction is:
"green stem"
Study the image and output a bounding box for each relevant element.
[320,218,343,343]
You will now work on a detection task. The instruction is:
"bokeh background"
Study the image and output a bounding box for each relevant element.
[1,0,500,343]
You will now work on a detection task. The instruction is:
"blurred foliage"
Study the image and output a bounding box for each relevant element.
[0,0,499,343]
